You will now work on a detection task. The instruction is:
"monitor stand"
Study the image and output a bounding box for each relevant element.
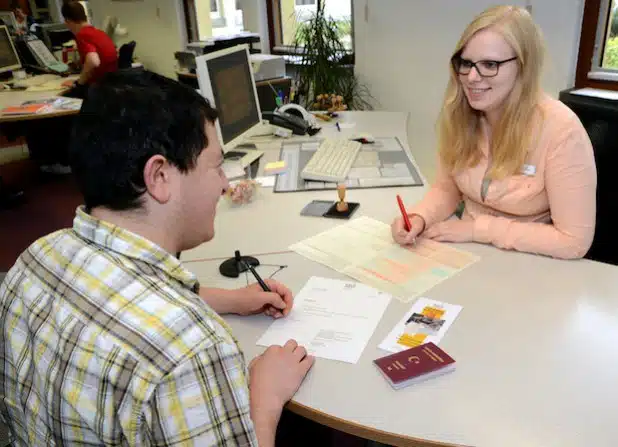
[223,143,264,169]
[223,147,256,160]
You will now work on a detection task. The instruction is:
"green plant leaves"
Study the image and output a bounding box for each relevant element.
[292,0,373,111]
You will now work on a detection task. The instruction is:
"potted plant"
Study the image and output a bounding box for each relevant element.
[292,0,373,111]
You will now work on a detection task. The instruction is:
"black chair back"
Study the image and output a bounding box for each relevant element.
[118,41,136,69]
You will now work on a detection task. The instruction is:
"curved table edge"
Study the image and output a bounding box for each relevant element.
[0,108,79,123]
[286,400,469,447]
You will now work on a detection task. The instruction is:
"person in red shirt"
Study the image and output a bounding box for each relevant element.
[20,2,119,174]
[62,1,118,95]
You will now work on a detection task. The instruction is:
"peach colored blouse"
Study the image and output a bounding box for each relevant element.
[411,95,597,259]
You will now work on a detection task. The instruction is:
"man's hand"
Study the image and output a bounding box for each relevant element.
[199,279,293,318]
[248,340,314,446]
[249,339,315,446]
[423,219,475,243]
[232,279,293,318]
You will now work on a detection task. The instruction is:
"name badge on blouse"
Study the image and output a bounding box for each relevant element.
[521,164,536,176]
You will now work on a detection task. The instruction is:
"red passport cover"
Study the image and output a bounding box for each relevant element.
[373,342,455,386]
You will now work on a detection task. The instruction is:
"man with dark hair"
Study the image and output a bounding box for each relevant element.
[0,70,313,446]
[62,1,117,96]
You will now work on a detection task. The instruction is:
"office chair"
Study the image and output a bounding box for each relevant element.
[559,89,618,266]
[583,120,618,265]
[118,41,136,69]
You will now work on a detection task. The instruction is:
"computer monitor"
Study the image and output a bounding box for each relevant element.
[0,25,21,75]
[0,12,17,33]
[195,44,263,153]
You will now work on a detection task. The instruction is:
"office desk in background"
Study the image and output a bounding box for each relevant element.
[0,74,81,123]
[0,75,82,205]
[182,111,618,447]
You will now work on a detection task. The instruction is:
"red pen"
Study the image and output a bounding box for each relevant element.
[396,195,411,232]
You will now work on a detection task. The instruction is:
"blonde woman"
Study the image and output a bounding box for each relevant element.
[392,5,596,259]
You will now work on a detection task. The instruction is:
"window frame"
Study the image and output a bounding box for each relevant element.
[576,0,618,90]
[182,0,199,43]
[266,0,354,57]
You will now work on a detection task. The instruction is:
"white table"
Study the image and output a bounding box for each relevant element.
[184,112,618,447]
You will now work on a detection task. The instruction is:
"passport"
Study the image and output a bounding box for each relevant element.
[373,342,455,389]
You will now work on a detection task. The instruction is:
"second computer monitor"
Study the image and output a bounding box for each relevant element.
[195,44,262,150]
[0,25,21,74]
[0,12,17,33]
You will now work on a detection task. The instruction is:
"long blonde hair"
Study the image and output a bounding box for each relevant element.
[438,5,546,179]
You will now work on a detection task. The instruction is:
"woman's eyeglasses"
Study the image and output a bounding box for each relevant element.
[452,56,517,78]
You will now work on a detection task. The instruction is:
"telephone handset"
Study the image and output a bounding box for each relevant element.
[262,110,310,135]
[262,104,318,136]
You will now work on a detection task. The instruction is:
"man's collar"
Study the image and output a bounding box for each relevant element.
[73,206,199,291]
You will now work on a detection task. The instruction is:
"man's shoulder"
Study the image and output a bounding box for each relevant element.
[19,227,80,267]
[4,227,242,377]
[77,25,112,41]
[3,227,97,297]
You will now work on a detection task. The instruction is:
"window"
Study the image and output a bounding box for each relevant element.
[267,0,353,53]
[182,0,247,42]
[576,0,618,89]
[601,0,618,69]
[210,0,226,29]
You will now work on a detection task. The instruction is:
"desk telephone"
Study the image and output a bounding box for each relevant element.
[262,104,317,136]
[15,36,69,74]
[262,110,309,135]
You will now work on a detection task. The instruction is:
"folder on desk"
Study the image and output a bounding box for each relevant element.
[1,103,50,115]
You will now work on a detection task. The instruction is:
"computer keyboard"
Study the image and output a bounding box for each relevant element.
[301,138,362,183]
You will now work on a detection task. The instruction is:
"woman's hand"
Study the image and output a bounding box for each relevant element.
[423,220,475,242]
[391,214,426,245]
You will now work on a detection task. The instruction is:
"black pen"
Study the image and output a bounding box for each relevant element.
[243,261,271,292]
[336,122,341,132]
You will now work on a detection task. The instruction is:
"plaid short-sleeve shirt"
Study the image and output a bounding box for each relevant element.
[0,207,257,446]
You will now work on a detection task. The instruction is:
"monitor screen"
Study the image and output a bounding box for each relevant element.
[197,46,261,147]
[0,25,20,74]
[0,12,16,31]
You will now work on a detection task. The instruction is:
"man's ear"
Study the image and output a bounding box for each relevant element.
[143,155,173,204]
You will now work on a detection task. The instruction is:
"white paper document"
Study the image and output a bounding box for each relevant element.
[257,276,391,364]
[254,176,276,187]
[290,217,479,302]
[379,298,462,353]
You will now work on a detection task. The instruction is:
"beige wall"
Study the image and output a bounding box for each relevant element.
[88,0,185,78]
[195,0,212,40]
